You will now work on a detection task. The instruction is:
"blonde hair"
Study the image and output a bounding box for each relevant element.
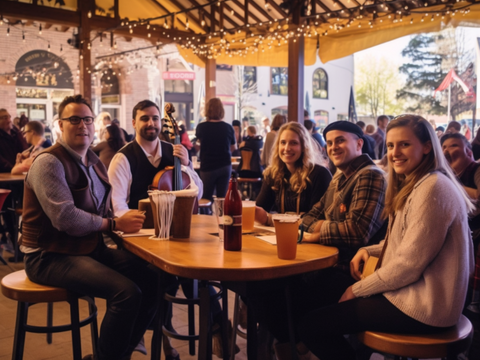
[265,122,327,194]
[384,114,474,217]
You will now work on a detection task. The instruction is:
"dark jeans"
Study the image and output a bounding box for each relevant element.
[200,164,232,201]
[249,268,355,343]
[298,294,450,360]
[25,243,161,360]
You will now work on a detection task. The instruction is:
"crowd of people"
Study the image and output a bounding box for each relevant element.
[0,97,479,360]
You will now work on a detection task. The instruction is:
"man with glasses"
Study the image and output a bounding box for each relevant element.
[0,108,28,172]
[20,95,160,360]
[11,120,52,175]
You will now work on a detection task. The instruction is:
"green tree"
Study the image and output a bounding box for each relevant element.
[355,57,405,118]
[397,34,446,115]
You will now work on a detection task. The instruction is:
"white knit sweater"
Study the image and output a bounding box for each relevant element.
[352,172,474,327]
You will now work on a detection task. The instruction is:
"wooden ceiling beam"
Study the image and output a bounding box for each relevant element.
[148,0,189,31]
[265,0,288,18]
[164,0,204,31]
[248,0,276,22]
[185,0,241,30]
[231,0,262,23]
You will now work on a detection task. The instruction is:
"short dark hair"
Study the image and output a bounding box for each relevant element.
[304,109,309,117]
[445,121,461,132]
[232,120,241,127]
[356,121,366,130]
[58,95,93,119]
[304,119,314,131]
[25,120,44,136]
[377,115,389,126]
[132,100,159,120]
[440,132,472,150]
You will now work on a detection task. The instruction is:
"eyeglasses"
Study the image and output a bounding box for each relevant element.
[0,115,11,121]
[61,116,94,125]
[22,130,32,135]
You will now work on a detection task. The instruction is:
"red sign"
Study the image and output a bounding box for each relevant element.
[162,71,195,80]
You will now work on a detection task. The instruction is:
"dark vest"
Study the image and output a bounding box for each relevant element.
[21,143,111,254]
[119,140,175,209]
[459,161,480,231]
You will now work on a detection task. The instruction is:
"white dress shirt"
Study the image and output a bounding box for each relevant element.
[108,138,203,216]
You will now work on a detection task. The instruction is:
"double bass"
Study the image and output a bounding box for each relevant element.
[151,103,191,191]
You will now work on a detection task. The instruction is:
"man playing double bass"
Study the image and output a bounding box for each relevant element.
[108,100,202,215]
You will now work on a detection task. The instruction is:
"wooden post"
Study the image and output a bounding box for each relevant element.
[287,2,304,124]
[205,58,216,104]
[78,1,93,102]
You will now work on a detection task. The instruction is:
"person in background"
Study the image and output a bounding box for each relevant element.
[241,117,250,140]
[299,114,474,360]
[19,114,29,129]
[13,116,21,130]
[460,119,472,141]
[472,128,480,161]
[95,112,112,143]
[445,121,461,134]
[370,115,389,160]
[179,124,194,160]
[0,108,28,172]
[195,98,236,201]
[255,122,331,225]
[11,120,52,174]
[429,119,437,129]
[261,117,271,138]
[91,124,126,169]
[365,124,375,135]
[304,119,326,150]
[238,125,264,179]
[21,94,159,360]
[112,118,133,142]
[261,114,287,168]
[436,126,445,139]
[231,120,242,157]
[354,121,376,160]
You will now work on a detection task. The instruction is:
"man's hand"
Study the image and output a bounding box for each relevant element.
[173,144,189,166]
[350,248,370,281]
[15,153,23,165]
[116,210,146,234]
[338,285,357,303]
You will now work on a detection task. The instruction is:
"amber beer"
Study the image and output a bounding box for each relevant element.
[242,201,255,233]
[224,173,242,251]
[273,214,301,260]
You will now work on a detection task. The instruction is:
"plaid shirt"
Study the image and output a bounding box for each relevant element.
[302,155,387,270]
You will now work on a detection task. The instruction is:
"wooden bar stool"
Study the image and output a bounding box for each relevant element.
[357,314,473,359]
[1,270,99,360]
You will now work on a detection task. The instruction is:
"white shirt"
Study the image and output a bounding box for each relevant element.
[108,138,203,216]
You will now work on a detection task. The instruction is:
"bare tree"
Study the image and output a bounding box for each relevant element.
[235,66,258,120]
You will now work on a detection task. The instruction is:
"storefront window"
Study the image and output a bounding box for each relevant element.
[314,110,329,128]
[271,67,288,95]
[165,80,193,93]
[313,68,328,99]
[243,66,257,92]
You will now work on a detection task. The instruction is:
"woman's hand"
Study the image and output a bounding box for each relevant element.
[255,206,268,225]
[338,286,357,303]
[302,231,320,243]
[350,248,370,281]
[116,210,146,234]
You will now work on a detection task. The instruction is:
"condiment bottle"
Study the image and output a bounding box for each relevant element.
[224,172,242,251]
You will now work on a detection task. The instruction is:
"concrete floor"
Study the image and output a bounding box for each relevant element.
[0,246,450,360]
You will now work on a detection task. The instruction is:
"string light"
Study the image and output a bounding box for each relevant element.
[39,24,42,34]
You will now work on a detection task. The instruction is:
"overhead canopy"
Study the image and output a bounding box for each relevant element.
[2,0,480,66]
[94,0,480,66]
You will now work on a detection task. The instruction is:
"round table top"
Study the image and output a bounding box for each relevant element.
[0,173,25,184]
[121,215,338,281]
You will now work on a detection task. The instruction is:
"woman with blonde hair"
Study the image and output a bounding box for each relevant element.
[95,112,112,143]
[298,114,474,359]
[255,122,331,225]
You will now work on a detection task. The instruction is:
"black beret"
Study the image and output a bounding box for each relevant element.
[323,121,364,139]
[232,120,241,127]
[435,126,445,132]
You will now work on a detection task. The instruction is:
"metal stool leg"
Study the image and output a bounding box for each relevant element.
[187,280,198,355]
[12,302,28,360]
[69,297,82,360]
[46,302,53,344]
[88,299,99,355]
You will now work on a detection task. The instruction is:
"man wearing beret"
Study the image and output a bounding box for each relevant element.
[302,121,387,271]
[250,121,387,360]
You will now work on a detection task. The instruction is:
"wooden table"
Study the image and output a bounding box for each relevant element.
[0,173,25,184]
[120,215,338,360]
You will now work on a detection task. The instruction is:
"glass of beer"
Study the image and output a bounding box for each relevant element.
[242,201,256,233]
[272,214,301,260]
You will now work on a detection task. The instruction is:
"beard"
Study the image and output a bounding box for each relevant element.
[140,126,159,141]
